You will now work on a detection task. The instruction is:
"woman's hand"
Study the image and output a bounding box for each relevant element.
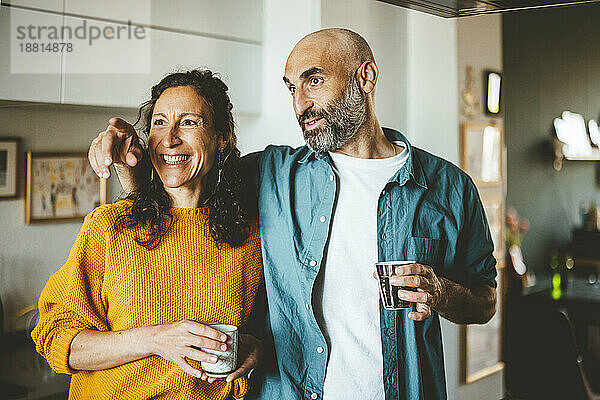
[149,319,228,379]
[225,334,262,383]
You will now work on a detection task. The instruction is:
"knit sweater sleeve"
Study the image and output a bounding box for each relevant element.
[31,206,111,374]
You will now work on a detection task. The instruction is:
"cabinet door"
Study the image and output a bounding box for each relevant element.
[150,0,263,43]
[151,29,262,115]
[64,0,151,26]
[61,15,152,108]
[0,6,62,103]
[4,0,63,13]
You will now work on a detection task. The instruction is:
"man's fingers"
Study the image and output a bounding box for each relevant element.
[390,275,435,293]
[395,263,428,276]
[397,288,429,304]
[409,302,432,321]
[123,135,143,167]
[109,117,135,134]
[409,310,431,321]
[88,137,103,177]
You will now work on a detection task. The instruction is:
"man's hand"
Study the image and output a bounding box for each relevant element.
[389,263,445,322]
[374,262,497,325]
[89,117,143,179]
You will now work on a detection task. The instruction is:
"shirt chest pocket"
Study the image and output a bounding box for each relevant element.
[404,237,446,271]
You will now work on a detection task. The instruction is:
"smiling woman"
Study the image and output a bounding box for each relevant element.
[31,70,264,400]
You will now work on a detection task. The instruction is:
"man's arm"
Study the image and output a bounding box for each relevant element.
[387,263,496,324]
[88,117,143,193]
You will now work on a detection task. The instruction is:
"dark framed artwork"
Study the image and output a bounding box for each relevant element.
[25,152,107,224]
[0,137,19,199]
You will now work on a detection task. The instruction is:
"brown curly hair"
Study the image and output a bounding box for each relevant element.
[115,69,250,249]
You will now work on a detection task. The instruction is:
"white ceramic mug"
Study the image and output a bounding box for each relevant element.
[201,324,238,378]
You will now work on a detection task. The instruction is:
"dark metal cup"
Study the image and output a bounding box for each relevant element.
[376,261,416,310]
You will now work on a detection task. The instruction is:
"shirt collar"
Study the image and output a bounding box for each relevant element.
[297,127,428,190]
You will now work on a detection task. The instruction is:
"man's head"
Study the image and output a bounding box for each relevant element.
[283,28,379,152]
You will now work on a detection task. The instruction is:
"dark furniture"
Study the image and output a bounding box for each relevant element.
[505,278,600,399]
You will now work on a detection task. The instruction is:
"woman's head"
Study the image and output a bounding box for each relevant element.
[140,70,236,193]
[116,69,250,249]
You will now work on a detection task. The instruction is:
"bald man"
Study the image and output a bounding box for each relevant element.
[89,28,497,400]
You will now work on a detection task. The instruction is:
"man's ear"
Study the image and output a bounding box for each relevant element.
[356,60,378,94]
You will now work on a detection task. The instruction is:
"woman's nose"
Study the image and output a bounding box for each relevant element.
[163,126,182,147]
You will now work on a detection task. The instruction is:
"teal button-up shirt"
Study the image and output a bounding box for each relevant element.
[246,128,496,400]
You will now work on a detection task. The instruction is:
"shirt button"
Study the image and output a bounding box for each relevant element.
[329,175,334,181]
[317,346,324,353]
[305,303,310,310]
[311,393,318,399]
[381,233,386,239]
[310,260,317,267]
[319,216,326,223]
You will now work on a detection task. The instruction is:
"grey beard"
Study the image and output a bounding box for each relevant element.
[302,75,367,153]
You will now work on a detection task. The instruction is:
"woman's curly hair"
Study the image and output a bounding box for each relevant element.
[115,69,250,249]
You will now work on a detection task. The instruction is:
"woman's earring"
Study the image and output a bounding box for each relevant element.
[217,149,224,185]
[150,168,154,181]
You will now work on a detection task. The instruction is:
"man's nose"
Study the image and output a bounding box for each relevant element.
[293,90,313,117]
[163,125,182,147]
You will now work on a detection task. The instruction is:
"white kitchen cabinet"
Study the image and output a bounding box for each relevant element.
[3,0,63,13]
[64,0,151,26]
[62,25,262,114]
[150,28,262,115]
[61,15,152,108]
[0,6,62,103]
[150,0,263,43]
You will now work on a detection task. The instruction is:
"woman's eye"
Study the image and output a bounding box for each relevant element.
[181,119,201,127]
[152,119,165,126]
[289,86,295,95]
[309,77,322,86]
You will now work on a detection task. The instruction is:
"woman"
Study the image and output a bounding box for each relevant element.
[32,70,263,399]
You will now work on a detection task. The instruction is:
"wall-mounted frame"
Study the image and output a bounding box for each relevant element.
[461,123,503,186]
[482,195,504,263]
[0,137,20,199]
[484,70,502,115]
[462,266,505,383]
[25,152,107,224]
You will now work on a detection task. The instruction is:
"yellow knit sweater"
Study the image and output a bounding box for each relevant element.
[31,200,263,400]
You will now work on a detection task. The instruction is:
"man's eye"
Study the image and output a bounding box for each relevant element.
[289,86,296,95]
[309,77,322,86]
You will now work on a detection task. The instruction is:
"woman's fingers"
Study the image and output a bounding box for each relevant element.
[174,356,204,378]
[185,346,218,363]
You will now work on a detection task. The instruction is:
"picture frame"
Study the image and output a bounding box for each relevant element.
[462,266,505,383]
[25,152,107,224]
[0,137,20,199]
[461,123,503,186]
[482,195,504,263]
[484,70,502,115]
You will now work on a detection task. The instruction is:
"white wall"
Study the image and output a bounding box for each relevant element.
[235,0,322,153]
[0,103,135,330]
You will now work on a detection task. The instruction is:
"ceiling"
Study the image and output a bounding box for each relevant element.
[376,0,600,17]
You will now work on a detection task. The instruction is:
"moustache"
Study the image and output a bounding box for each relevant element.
[297,109,328,126]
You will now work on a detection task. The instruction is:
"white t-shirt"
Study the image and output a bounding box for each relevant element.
[313,142,409,400]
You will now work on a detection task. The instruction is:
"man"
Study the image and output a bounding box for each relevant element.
[89,28,496,400]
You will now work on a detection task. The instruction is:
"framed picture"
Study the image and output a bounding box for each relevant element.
[484,70,502,115]
[482,196,504,263]
[461,123,503,186]
[462,267,505,383]
[0,138,20,199]
[25,152,107,224]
